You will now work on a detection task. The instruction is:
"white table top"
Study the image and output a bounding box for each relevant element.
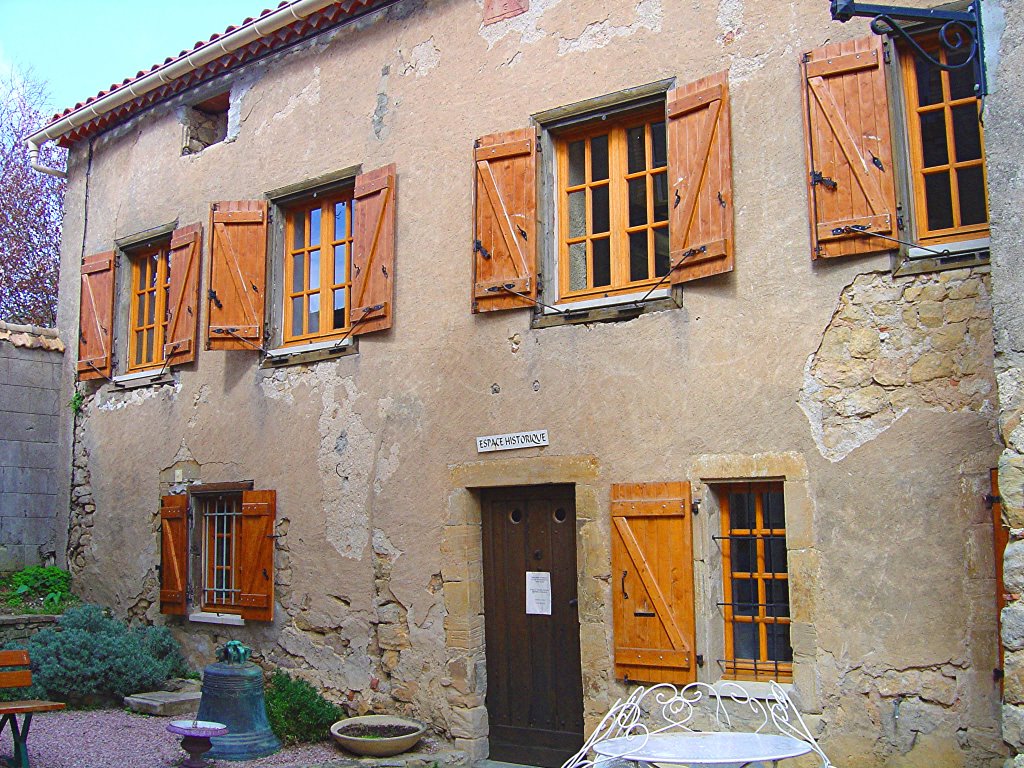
[592,731,813,765]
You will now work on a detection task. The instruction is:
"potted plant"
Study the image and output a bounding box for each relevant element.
[330,714,428,757]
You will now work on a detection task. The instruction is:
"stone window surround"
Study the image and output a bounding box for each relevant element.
[439,451,819,761]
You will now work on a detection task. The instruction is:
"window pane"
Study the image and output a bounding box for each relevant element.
[310,207,321,246]
[766,537,788,574]
[308,293,320,334]
[568,140,586,186]
[957,166,988,226]
[136,294,146,324]
[767,579,790,617]
[291,296,303,335]
[568,190,587,239]
[729,491,755,529]
[914,57,943,107]
[732,578,757,616]
[629,231,648,282]
[592,238,611,287]
[947,49,977,100]
[147,292,156,324]
[136,262,147,290]
[149,257,159,287]
[568,242,587,292]
[652,172,669,223]
[292,211,305,249]
[334,244,347,284]
[590,134,609,182]
[333,289,346,330]
[145,328,154,362]
[627,126,646,174]
[309,249,320,290]
[134,332,144,365]
[291,253,305,292]
[654,228,670,277]
[591,185,610,234]
[334,202,348,240]
[951,104,982,162]
[919,111,948,168]
[733,622,758,660]
[767,623,793,662]
[732,538,755,573]
[764,490,785,529]
[924,171,954,231]
[628,177,647,227]
[651,121,667,168]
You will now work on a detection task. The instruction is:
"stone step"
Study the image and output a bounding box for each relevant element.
[123,690,202,717]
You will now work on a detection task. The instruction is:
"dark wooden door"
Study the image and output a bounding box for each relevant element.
[481,485,584,768]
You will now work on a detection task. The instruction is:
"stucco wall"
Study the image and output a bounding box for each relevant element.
[0,322,64,571]
[54,1,1007,765]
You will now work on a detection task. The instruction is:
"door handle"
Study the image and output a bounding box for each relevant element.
[621,570,629,600]
[569,598,578,607]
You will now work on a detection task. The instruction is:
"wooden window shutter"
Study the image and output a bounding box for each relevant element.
[77,250,116,381]
[611,481,696,684]
[163,223,202,366]
[349,164,397,336]
[666,71,734,284]
[238,490,276,621]
[207,201,268,350]
[472,128,537,313]
[801,36,897,259]
[159,494,189,616]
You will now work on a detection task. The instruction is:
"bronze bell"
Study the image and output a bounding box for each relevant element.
[196,641,281,760]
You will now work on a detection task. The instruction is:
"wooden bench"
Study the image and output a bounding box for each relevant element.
[0,650,65,768]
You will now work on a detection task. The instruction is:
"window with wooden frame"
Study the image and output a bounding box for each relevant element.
[898,35,988,246]
[159,487,276,621]
[282,192,354,345]
[717,481,792,682]
[126,242,172,372]
[473,72,735,317]
[555,109,670,302]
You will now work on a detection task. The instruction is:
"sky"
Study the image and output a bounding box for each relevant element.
[0,0,270,115]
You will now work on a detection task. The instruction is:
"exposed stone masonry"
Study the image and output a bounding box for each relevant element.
[801,268,995,462]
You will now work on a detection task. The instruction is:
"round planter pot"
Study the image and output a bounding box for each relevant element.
[330,715,427,757]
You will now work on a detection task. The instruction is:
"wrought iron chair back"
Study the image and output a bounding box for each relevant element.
[560,681,831,768]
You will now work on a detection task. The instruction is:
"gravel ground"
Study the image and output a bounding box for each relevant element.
[4,709,356,768]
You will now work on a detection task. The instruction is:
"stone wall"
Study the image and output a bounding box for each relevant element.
[983,0,1024,760]
[0,614,58,646]
[0,322,64,571]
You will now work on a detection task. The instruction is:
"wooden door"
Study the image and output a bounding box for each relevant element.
[481,485,584,768]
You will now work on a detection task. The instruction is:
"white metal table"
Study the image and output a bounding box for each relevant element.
[592,731,814,767]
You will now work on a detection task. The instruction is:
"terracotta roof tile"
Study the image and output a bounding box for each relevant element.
[46,0,387,143]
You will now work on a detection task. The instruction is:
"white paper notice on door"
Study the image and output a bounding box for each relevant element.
[525,571,552,615]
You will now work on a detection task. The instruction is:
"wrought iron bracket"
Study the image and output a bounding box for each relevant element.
[829,1,986,95]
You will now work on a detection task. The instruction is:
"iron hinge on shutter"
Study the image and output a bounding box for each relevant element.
[810,170,838,190]
[691,500,700,516]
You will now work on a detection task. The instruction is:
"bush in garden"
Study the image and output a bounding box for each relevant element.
[1,605,189,705]
[265,670,343,745]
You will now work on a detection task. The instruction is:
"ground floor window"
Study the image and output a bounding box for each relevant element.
[195,491,242,612]
[717,481,792,682]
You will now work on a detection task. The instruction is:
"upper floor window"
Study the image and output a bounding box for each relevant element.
[126,242,171,372]
[554,111,670,302]
[283,193,355,345]
[899,37,988,244]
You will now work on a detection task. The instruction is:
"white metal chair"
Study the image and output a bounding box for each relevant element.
[561,681,831,768]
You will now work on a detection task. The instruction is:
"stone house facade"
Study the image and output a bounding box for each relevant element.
[38,0,1018,765]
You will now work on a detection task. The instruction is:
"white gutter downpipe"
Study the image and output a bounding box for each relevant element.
[25,0,344,177]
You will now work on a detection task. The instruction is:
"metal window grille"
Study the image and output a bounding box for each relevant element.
[199,494,241,608]
[715,482,793,682]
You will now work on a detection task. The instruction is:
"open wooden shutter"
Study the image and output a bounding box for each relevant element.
[207,201,267,350]
[472,128,537,313]
[350,165,396,336]
[159,494,189,616]
[77,250,116,381]
[163,224,202,366]
[666,71,734,284]
[611,481,695,684]
[801,36,897,259]
[238,490,276,621]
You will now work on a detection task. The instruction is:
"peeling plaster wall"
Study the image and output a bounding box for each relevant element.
[53,0,1006,765]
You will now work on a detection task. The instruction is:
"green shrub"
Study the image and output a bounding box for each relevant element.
[3,566,78,613]
[265,670,343,745]
[1,605,189,706]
